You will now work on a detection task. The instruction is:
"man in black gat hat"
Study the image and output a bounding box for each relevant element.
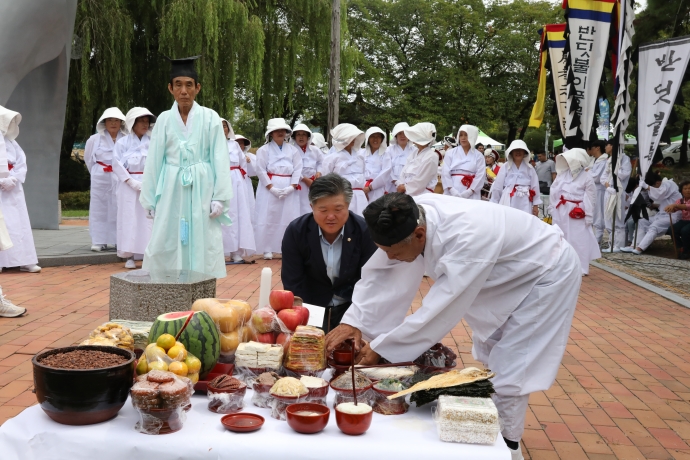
[139,56,233,279]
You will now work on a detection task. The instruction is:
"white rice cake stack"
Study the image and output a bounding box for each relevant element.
[436,396,500,445]
[235,341,283,369]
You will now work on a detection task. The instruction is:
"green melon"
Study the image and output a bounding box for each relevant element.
[149,311,220,377]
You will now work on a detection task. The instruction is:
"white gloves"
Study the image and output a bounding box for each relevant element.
[459,189,473,199]
[640,181,649,190]
[210,201,224,218]
[0,177,17,191]
[448,188,461,198]
[146,209,155,219]
[281,186,295,197]
[269,187,282,198]
[127,179,142,192]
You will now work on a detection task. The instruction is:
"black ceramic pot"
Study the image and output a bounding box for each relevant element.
[33,345,135,425]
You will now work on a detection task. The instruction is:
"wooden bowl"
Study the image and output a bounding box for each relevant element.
[286,403,330,434]
[335,404,373,435]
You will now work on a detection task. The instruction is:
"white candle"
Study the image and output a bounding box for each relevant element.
[258,267,272,308]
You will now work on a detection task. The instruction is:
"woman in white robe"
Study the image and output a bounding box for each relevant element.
[291,123,323,215]
[385,122,416,194]
[325,193,581,460]
[112,108,156,269]
[600,146,632,252]
[0,107,40,273]
[622,170,682,255]
[220,120,256,262]
[441,124,486,199]
[587,142,609,244]
[362,127,390,203]
[85,108,127,251]
[254,118,303,259]
[396,123,439,196]
[319,123,368,216]
[234,134,257,221]
[549,148,601,275]
[490,140,541,215]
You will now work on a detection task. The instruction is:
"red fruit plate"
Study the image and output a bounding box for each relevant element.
[221,413,265,433]
[194,363,235,393]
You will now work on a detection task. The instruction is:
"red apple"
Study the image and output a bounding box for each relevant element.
[256,332,276,344]
[293,305,309,326]
[269,290,295,312]
[276,332,291,348]
[277,309,302,332]
[251,309,276,334]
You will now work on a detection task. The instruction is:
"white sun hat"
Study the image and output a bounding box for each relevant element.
[264,117,292,143]
[0,105,21,141]
[311,132,327,151]
[220,118,236,140]
[291,123,312,139]
[363,126,387,155]
[556,148,590,179]
[331,123,365,151]
[456,124,479,148]
[125,107,157,135]
[503,139,530,170]
[96,107,127,135]
[390,122,410,145]
[235,134,251,152]
[404,122,436,146]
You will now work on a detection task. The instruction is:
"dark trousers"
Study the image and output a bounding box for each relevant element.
[321,302,351,333]
[670,220,690,253]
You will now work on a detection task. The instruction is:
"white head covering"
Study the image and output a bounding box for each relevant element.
[556,148,589,179]
[220,118,236,140]
[96,107,127,135]
[0,106,21,141]
[125,107,156,135]
[331,123,365,151]
[456,124,479,148]
[291,123,312,139]
[390,122,410,146]
[311,132,327,150]
[264,118,292,143]
[364,127,387,155]
[404,122,436,146]
[504,139,530,170]
[234,134,251,153]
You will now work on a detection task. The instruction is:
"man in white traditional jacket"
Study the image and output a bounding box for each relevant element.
[113,107,156,269]
[385,122,416,194]
[586,140,608,244]
[0,106,40,273]
[326,193,581,460]
[622,170,682,255]
[319,124,368,215]
[395,123,439,196]
[140,56,233,279]
[441,124,486,199]
[600,140,632,252]
[85,107,127,251]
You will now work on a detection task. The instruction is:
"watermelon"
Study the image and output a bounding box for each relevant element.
[149,311,220,378]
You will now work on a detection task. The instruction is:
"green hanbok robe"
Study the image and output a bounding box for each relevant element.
[140,101,233,278]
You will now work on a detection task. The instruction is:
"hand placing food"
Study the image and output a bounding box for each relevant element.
[325,324,362,353]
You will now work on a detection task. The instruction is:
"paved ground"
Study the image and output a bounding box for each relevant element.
[30,223,121,267]
[1,260,690,459]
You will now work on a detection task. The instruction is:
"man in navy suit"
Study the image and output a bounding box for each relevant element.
[282,173,378,332]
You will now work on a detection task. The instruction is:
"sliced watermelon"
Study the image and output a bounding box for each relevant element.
[149,311,220,377]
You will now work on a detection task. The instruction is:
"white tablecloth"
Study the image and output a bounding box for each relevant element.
[0,391,510,460]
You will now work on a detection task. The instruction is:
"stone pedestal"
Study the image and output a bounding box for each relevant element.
[109,270,216,321]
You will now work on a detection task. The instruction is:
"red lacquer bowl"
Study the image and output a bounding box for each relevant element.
[286,402,330,434]
[335,404,373,435]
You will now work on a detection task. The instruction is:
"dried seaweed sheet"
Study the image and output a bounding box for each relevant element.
[411,379,495,407]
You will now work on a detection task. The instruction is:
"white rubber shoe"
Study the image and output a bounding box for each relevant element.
[0,288,26,317]
[632,248,642,255]
[232,254,244,263]
[263,252,273,260]
[620,246,635,253]
[20,265,41,273]
[125,258,136,269]
[510,447,524,460]
[91,245,105,252]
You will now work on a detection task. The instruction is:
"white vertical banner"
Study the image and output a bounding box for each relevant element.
[563,0,615,146]
[637,36,690,176]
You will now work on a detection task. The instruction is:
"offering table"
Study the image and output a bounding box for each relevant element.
[0,390,510,459]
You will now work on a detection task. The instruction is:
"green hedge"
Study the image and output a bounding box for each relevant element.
[60,191,90,210]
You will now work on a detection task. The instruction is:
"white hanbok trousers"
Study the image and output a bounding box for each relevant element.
[222,169,256,257]
[254,175,300,254]
[635,212,676,251]
[593,184,606,243]
[0,184,38,267]
[473,243,581,441]
[604,190,629,250]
